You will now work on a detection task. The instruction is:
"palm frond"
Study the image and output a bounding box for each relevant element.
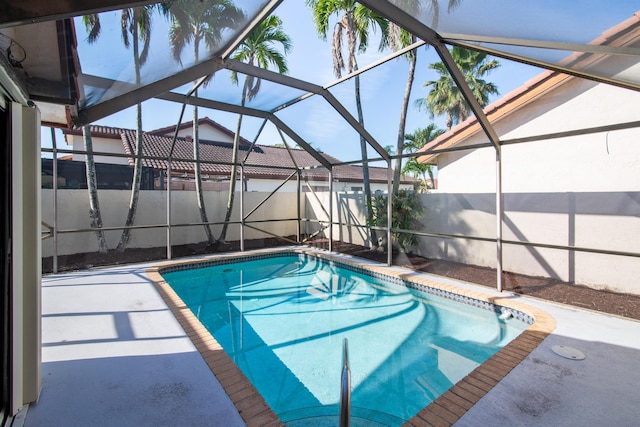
[167,0,245,66]
[121,9,131,48]
[82,14,102,44]
[229,13,291,101]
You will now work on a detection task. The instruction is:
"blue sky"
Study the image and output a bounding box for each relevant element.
[42,0,638,164]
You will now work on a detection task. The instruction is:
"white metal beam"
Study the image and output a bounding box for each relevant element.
[221,58,390,160]
[268,114,332,170]
[75,59,226,125]
[445,38,640,92]
[441,33,640,57]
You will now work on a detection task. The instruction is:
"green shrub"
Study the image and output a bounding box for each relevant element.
[368,189,425,253]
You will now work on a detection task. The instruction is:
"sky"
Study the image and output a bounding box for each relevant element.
[41,0,639,165]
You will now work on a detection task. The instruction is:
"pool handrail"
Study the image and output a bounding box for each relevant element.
[340,337,351,427]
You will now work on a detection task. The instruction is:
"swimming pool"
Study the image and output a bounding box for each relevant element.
[149,249,555,426]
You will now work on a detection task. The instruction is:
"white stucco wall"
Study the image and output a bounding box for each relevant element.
[42,185,407,259]
[247,178,399,194]
[426,71,640,294]
[169,125,232,141]
[42,189,301,257]
[305,191,375,248]
[67,134,130,165]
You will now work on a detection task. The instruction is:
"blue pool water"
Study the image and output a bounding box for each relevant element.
[161,254,528,426]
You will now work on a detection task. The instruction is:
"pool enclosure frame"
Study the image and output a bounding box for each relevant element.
[21,0,640,291]
[4,2,640,423]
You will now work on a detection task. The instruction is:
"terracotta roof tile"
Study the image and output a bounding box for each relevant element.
[120,131,412,183]
[65,120,415,184]
[63,125,129,138]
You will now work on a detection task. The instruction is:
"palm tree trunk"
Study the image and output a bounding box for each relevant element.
[192,41,215,245]
[219,112,243,243]
[117,16,143,251]
[117,102,144,251]
[192,92,216,245]
[354,74,375,247]
[446,113,453,130]
[82,126,108,253]
[393,47,417,195]
[427,166,435,190]
[220,81,248,243]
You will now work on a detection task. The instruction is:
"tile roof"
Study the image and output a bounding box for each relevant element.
[148,116,253,146]
[66,119,415,184]
[121,130,411,183]
[63,125,129,138]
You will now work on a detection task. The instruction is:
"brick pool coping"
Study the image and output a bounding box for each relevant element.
[146,248,556,427]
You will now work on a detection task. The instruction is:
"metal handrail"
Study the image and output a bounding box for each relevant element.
[340,338,351,427]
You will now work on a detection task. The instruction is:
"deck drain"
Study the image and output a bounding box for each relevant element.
[552,345,585,360]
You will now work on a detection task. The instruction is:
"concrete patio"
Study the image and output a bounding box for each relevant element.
[24,249,640,426]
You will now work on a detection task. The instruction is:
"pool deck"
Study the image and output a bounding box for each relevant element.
[24,248,640,426]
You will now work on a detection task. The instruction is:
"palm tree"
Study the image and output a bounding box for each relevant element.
[306,0,389,247]
[169,0,244,246]
[218,15,292,243]
[415,46,500,130]
[82,126,108,253]
[402,124,445,191]
[388,0,461,194]
[389,23,417,196]
[83,5,165,251]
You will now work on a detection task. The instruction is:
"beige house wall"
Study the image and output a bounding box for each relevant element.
[67,133,130,165]
[170,125,231,141]
[423,71,640,295]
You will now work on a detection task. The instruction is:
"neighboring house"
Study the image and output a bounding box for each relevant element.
[416,14,640,294]
[41,158,155,190]
[63,117,416,193]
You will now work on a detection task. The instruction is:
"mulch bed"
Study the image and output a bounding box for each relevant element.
[43,238,640,321]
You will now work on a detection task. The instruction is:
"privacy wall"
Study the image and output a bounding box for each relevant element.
[41,190,301,257]
[419,192,640,295]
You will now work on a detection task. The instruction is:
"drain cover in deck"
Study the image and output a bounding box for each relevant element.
[552,345,585,360]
